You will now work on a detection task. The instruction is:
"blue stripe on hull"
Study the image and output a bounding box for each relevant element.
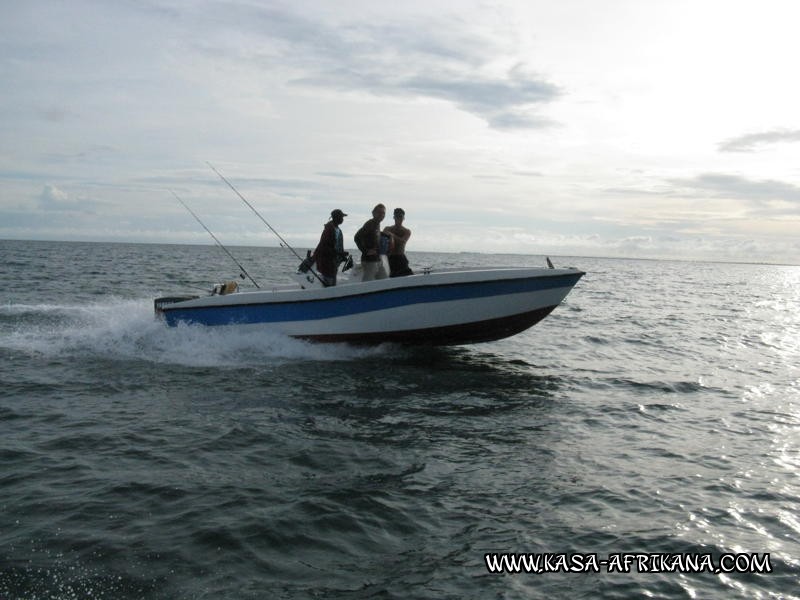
[163,272,582,327]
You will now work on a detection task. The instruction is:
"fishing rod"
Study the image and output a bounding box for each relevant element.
[206,162,326,285]
[170,189,261,288]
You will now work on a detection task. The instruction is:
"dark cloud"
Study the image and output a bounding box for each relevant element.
[668,173,800,203]
[396,70,559,128]
[488,111,557,130]
[137,173,325,191]
[718,129,800,152]
[43,145,119,164]
[37,106,71,122]
[602,174,800,225]
[606,174,800,206]
[603,186,669,196]
[198,3,561,130]
[316,171,354,178]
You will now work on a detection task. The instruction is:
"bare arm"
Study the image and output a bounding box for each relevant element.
[382,226,411,243]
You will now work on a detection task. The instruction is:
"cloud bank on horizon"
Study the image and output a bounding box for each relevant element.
[1,0,799,263]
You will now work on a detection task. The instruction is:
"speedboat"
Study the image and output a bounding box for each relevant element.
[154,263,584,346]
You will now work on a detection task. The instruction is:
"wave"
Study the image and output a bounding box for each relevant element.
[0,298,392,367]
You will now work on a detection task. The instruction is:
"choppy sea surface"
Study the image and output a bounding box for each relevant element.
[1,239,799,599]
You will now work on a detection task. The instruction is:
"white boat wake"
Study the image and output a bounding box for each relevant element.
[0,298,393,367]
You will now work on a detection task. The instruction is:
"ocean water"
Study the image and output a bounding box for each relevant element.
[1,239,799,599]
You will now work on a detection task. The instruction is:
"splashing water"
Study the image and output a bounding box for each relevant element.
[0,298,394,367]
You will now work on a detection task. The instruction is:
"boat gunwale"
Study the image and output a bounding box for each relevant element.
[159,268,585,313]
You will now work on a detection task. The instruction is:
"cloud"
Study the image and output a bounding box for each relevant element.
[37,106,72,123]
[3,1,799,265]
[197,3,561,129]
[39,184,70,206]
[38,184,101,214]
[718,129,800,152]
[380,66,560,129]
[667,173,800,204]
[412,225,800,264]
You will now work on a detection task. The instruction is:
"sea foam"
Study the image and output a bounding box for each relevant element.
[0,298,392,367]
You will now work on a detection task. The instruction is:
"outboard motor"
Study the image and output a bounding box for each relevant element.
[212,281,239,295]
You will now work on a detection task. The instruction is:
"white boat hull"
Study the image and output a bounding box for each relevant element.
[155,267,584,345]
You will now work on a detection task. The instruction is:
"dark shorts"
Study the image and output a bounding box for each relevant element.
[388,254,413,277]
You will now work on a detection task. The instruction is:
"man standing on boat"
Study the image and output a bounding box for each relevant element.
[355,204,388,281]
[312,209,349,286]
[383,208,413,277]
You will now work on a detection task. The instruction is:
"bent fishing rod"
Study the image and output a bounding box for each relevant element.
[170,189,261,288]
[206,162,326,286]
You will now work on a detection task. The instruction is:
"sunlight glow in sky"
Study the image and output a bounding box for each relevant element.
[1,0,799,263]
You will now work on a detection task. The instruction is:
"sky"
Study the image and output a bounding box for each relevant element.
[1,0,799,263]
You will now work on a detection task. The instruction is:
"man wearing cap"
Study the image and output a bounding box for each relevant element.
[383,208,413,277]
[312,209,349,286]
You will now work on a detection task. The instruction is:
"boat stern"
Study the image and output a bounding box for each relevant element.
[154,295,199,317]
